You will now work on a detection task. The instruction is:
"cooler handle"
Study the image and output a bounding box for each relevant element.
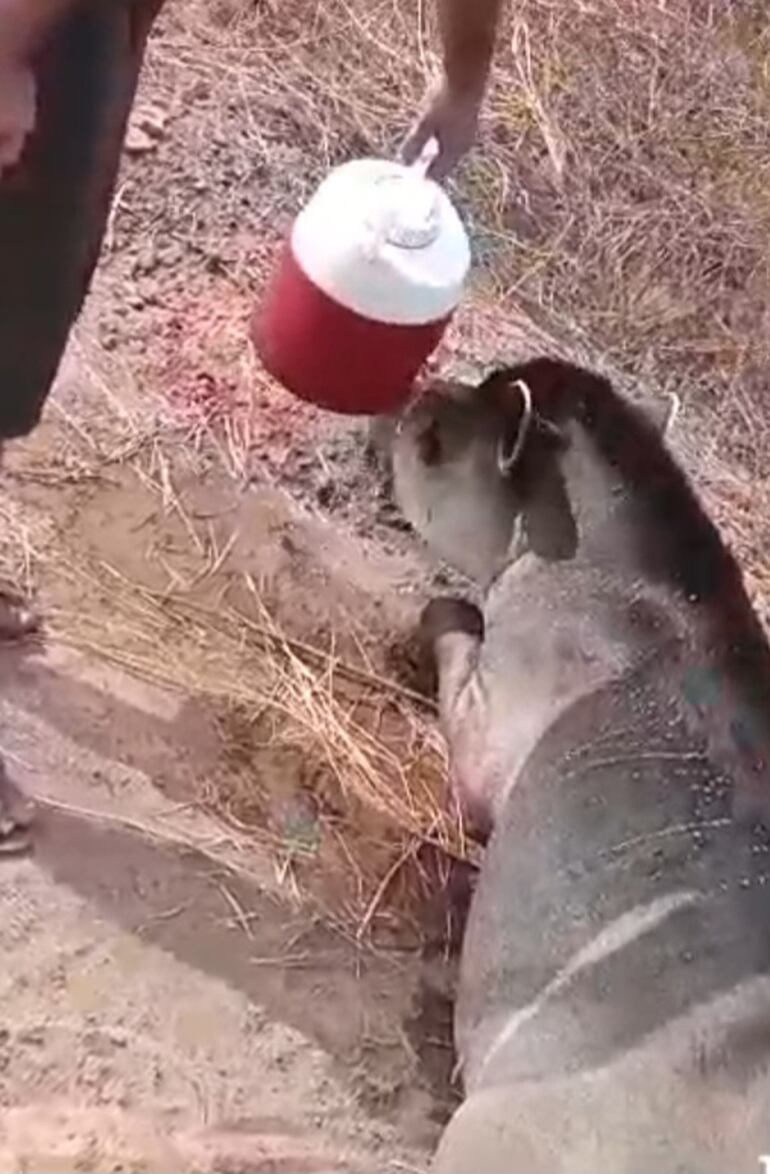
[362,137,442,260]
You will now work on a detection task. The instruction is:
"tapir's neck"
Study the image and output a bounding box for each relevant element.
[567,424,770,823]
[500,416,770,832]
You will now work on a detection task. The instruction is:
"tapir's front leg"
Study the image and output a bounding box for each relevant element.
[420,598,495,839]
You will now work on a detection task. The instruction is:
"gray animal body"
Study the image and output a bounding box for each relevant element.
[387,358,770,1172]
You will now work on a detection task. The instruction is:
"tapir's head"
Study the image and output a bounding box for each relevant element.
[388,363,575,583]
[388,359,678,585]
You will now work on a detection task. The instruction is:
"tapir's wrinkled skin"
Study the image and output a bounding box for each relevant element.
[387,358,770,1173]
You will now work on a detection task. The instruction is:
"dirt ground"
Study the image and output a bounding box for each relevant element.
[3,0,770,1169]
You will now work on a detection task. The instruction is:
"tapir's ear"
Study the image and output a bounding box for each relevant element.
[521,461,578,561]
[478,367,515,399]
[641,393,680,438]
[480,363,569,472]
[479,359,568,409]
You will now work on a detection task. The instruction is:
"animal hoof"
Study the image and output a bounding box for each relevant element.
[419,597,485,646]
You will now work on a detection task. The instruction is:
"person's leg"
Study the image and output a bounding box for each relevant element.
[0,0,164,637]
[0,0,164,846]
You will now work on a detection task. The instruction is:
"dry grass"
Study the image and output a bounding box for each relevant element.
[80,574,459,920]
[0,476,467,937]
[141,0,770,457]
[125,0,770,572]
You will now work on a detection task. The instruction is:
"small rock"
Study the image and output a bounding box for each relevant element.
[204,253,226,276]
[98,324,119,351]
[124,126,158,156]
[131,246,158,276]
[316,481,334,508]
[132,102,169,139]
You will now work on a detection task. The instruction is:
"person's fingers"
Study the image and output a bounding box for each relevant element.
[400,114,434,166]
[426,144,455,181]
[0,130,26,174]
[0,63,36,177]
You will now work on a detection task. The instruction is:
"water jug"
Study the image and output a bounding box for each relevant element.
[252,142,470,415]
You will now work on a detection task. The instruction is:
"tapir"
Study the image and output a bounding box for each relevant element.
[387,357,770,1173]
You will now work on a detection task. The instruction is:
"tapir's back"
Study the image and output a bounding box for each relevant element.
[439,658,770,1172]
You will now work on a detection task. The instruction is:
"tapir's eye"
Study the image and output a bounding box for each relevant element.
[417,420,442,467]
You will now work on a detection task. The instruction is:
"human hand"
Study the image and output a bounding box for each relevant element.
[0,59,36,177]
[402,81,482,181]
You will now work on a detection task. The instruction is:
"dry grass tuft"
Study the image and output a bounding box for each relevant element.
[125,0,770,596]
[142,0,770,464]
[19,517,469,938]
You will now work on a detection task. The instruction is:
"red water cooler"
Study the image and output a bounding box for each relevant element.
[252,144,471,415]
